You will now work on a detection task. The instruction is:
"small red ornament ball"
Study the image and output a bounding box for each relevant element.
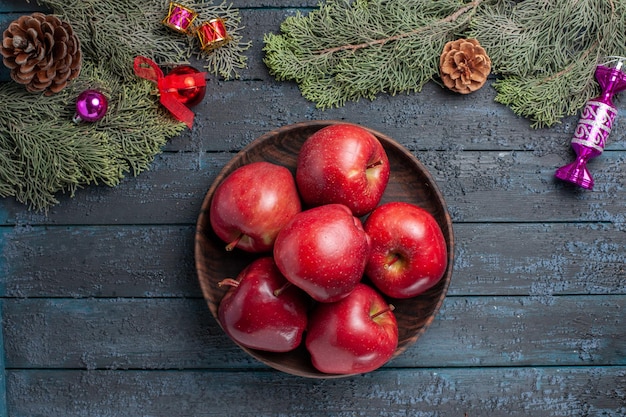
[166,65,206,107]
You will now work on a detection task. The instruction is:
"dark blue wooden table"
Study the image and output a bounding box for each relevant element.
[1,1,625,416]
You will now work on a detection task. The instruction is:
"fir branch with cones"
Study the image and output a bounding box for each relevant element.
[264,0,626,128]
[0,0,251,211]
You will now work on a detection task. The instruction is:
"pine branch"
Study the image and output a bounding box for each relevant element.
[0,61,185,210]
[37,0,187,80]
[469,0,626,127]
[265,0,626,126]
[264,0,488,109]
[190,1,252,80]
[1,0,250,211]
[314,0,483,55]
[37,0,251,80]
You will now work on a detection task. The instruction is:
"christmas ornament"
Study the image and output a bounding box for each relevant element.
[555,57,626,190]
[166,65,207,107]
[72,89,109,123]
[439,38,491,94]
[0,0,249,212]
[0,12,82,95]
[133,56,207,129]
[196,18,231,52]
[161,2,233,54]
[162,2,198,34]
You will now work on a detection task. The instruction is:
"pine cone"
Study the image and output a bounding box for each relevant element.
[1,12,82,95]
[439,38,491,94]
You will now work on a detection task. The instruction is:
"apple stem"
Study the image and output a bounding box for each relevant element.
[370,304,395,320]
[273,282,292,297]
[225,233,243,251]
[367,160,384,170]
[384,254,401,270]
[218,278,240,288]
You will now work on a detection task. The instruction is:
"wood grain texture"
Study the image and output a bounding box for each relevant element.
[176,78,626,153]
[6,367,626,417]
[1,149,625,225]
[1,223,625,298]
[0,300,5,417]
[3,296,624,370]
[1,0,625,414]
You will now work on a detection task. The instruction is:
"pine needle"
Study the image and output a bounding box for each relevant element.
[0,61,182,210]
[264,0,486,109]
[0,0,250,211]
[265,0,626,127]
[469,0,626,127]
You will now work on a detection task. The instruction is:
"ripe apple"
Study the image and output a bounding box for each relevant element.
[210,161,302,253]
[273,204,371,303]
[364,202,448,298]
[217,257,309,352]
[295,123,390,217]
[305,283,398,374]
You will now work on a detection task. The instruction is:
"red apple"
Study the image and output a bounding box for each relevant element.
[210,161,302,253]
[296,124,390,217]
[305,283,398,374]
[273,204,371,303]
[217,257,309,352]
[364,202,448,298]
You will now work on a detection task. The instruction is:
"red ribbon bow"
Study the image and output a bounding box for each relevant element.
[133,56,206,129]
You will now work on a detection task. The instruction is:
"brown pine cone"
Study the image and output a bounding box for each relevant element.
[1,12,82,95]
[439,38,491,94]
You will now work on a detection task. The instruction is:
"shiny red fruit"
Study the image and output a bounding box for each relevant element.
[273,204,370,303]
[296,124,390,217]
[210,161,302,253]
[364,202,447,298]
[218,257,309,352]
[306,283,398,375]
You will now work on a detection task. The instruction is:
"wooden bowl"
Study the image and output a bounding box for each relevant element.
[195,120,454,378]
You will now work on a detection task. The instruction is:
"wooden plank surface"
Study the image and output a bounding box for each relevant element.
[0,4,40,415]
[1,223,625,298]
[0,302,5,417]
[6,367,626,417]
[1,149,626,225]
[3,296,625,369]
[1,0,625,416]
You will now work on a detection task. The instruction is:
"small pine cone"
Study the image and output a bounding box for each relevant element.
[439,38,491,94]
[1,12,82,95]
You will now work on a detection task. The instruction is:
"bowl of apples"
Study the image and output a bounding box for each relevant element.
[195,120,454,378]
